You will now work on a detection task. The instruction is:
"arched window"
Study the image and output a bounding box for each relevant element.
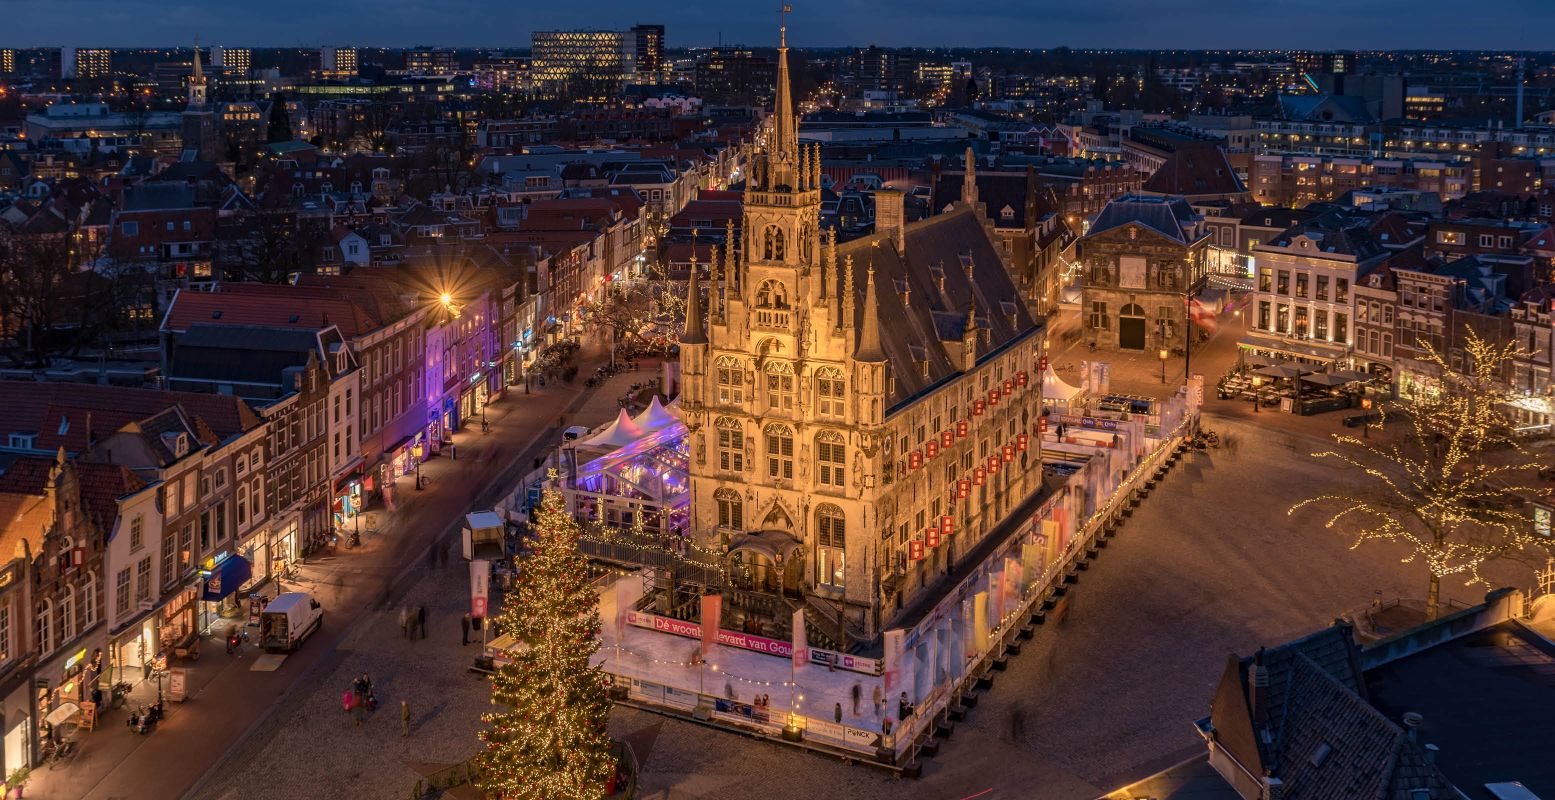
[815,367,845,418]
[763,225,786,262]
[715,417,744,472]
[715,356,744,405]
[715,487,743,531]
[816,504,846,589]
[766,361,795,412]
[1120,303,1145,317]
[815,430,846,488]
[765,424,794,480]
[755,279,789,309]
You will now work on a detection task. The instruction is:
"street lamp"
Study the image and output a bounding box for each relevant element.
[1159,348,1169,385]
[1252,375,1262,413]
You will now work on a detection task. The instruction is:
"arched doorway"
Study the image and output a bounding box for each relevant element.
[1118,302,1146,350]
[727,530,804,596]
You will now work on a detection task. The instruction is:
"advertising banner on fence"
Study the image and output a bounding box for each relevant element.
[624,610,881,675]
[662,685,699,710]
[699,594,721,658]
[629,678,665,705]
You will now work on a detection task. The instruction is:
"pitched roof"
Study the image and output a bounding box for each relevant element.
[1087,193,1200,243]
[1141,144,1246,197]
[1209,624,1454,800]
[835,207,1041,410]
[162,283,384,338]
[0,381,261,454]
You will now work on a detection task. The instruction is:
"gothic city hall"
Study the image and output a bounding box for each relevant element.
[676,26,1047,647]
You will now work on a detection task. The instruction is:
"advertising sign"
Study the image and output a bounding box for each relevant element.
[624,611,881,674]
[470,559,490,618]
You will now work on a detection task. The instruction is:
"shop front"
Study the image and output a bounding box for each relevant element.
[273,519,298,572]
[108,614,159,686]
[34,639,106,751]
[199,552,254,633]
[160,585,198,654]
[331,470,366,531]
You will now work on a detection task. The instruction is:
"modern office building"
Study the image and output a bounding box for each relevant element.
[626,24,665,83]
[531,30,627,99]
[65,47,112,79]
[210,46,251,74]
[404,47,455,75]
[321,46,359,79]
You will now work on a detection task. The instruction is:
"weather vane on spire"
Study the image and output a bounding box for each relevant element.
[780,5,792,47]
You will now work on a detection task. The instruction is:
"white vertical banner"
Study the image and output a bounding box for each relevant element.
[470,559,491,618]
[792,608,810,669]
[882,628,905,691]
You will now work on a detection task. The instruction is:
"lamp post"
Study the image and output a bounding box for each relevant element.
[1252,375,1262,413]
[1159,348,1169,385]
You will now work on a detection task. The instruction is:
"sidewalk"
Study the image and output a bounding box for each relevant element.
[28,363,613,800]
[182,362,663,800]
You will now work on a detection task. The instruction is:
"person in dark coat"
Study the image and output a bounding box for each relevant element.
[461,612,471,645]
[416,606,427,640]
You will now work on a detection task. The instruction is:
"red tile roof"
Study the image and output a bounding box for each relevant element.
[162,283,383,338]
[0,381,261,454]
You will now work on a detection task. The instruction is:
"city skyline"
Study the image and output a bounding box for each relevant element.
[2,0,1549,50]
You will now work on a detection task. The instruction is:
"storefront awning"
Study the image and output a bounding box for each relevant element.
[202,555,253,601]
[1239,333,1346,363]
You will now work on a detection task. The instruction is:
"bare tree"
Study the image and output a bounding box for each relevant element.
[1291,330,1554,619]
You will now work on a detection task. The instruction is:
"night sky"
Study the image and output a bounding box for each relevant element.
[2,0,1545,49]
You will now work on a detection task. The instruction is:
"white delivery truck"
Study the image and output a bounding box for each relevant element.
[259,592,324,652]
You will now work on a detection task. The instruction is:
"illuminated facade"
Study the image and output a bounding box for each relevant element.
[321,46,358,79]
[210,46,251,74]
[531,30,627,99]
[70,48,112,79]
[678,20,1046,645]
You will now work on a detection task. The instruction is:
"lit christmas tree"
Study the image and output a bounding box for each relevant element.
[1292,330,1553,619]
[476,484,615,799]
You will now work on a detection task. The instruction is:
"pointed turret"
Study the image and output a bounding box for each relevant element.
[682,269,708,345]
[854,267,887,364]
[961,145,978,207]
[772,18,797,165]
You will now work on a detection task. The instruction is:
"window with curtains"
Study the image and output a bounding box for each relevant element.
[765,425,794,480]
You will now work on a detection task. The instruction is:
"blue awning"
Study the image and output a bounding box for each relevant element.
[202,555,253,601]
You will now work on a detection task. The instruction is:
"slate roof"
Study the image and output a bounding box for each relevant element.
[1087,193,1201,244]
[1209,623,1455,800]
[122,183,197,212]
[166,325,330,388]
[835,207,1040,410]
[1141,144,1246,197]
[929,170,1050,229]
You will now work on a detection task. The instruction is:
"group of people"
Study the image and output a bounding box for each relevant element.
[345,673,377,725]
[837,681,913,736]
[399,605,428,640]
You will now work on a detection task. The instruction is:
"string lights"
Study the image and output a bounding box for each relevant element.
[1291,330,1554,620]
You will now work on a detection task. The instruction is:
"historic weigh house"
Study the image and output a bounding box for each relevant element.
[676,21,1047,647]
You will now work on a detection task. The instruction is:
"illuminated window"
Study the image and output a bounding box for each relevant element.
[716,357,744,404]
[816,368,845,418]
[816,505,846,589]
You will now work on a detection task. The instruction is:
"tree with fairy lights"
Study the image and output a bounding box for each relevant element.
[476,484,615,800]
[1291,330,1553,620]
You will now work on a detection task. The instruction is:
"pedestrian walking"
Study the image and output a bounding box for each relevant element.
[417,605,427,640]
[834,702,843,723]
[898,692,911,721]
[401,700,411,737]
[724,680,734,700]
[871,685,883,715]
[450,442,457,460]
[461,613,471,646]
[851,682,861,715]
[399,606,410,640]
[1008,705,1026,741]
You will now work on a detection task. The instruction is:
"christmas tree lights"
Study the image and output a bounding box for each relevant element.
[475,484,615,799]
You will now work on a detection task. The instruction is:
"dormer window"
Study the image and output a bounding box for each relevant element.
[7,433,37,449]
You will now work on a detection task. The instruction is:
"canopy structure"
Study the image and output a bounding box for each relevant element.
[1043,370,1083,401]
[583,408,649,450]
[631,396,679,433]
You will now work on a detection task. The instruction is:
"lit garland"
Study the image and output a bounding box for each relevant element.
[475,480,616,800]
[1291,330,1554,620]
